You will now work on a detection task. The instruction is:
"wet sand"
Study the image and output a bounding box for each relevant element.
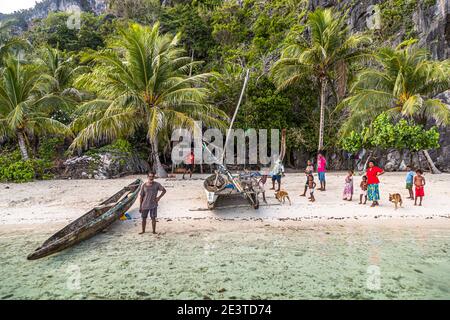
[1,172,450,299]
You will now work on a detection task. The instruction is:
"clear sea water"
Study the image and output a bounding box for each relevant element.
[1,220,449,299]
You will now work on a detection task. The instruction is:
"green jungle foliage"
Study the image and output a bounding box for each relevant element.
[0,0,448,180]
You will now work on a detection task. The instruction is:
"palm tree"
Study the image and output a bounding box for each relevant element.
[271,8,371,151]
[36,47,77,94]
[341,39,450,173]
[36,46,86,106]
[71,23,227,177]
[0,55,70,160]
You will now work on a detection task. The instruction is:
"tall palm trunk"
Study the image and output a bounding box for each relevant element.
[363,150,373,172]
[318,78,326,152]
[17,131,29,160]
[150,136,168,178]
[422,149,441,174]
[416,118,441,174]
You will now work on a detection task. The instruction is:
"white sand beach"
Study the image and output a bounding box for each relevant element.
[1,172,450,225]
[1,172,450,299]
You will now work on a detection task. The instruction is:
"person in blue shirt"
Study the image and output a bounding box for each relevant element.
[405,165,415,200]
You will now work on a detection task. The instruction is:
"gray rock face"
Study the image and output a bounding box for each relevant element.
[413,0,449,59]
[63,152,149,179]
[308,0,449,59]
[295,147,444,172]
[7,0,107,21]
[433,90,450,172]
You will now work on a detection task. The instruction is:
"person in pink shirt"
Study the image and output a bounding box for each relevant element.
[317,152,327,191]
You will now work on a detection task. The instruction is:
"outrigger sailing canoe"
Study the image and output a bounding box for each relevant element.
[202,69,259,210]
[27,179,142,260]
[203,165,260,210]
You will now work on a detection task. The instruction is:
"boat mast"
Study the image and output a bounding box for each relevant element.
[221,68,250,167]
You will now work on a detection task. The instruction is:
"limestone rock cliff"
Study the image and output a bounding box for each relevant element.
[1,0,107,21]
[2,0,447,58]
[308,0,448,59]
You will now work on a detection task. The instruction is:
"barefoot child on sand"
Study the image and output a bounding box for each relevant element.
[414,169,426,206]
[342,170,354,201]
[405,165,415,200]
[183,150,195,179]
[300,160,314,196]
[258,169,268,204]
[307,174,316,202]
[359,175,368,204]
[139,172,166,234]
[270,159,284,192]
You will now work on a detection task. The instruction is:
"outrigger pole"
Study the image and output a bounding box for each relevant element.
[203,68,258,208]
[220,68,250,167]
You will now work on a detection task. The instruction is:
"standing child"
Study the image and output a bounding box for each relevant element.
[270,159,284,192]
[183,150,195,179]
[317,152,327,191]
[258,170,268,204]
[359,175,368,204]
[414,169,426,206]
[300,160,314,196]
[342,170,354,201]
[307,174,316,202]
[405,165,415,200]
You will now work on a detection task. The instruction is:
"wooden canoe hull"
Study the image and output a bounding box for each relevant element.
[27,179,142,260]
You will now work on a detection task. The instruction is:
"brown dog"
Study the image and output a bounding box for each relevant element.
[275,190,291,205]
[389,193,403,210]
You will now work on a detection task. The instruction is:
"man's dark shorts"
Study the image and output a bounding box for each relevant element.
[271,175,281,183]
[141,208,157,219]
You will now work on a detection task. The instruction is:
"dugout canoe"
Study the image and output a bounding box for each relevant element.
[27,179,142,260]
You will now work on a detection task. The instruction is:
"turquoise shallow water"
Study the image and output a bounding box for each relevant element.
[1,220,449,299]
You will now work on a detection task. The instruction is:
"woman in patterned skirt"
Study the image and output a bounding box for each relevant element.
[366,161,384,207]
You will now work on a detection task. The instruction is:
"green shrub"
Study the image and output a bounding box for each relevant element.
[0,150,53,183]
[38,137,65,161]
[1,160,35,183]
[379,0,421,40]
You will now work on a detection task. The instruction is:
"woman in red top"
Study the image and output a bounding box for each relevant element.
[366,161,384,207]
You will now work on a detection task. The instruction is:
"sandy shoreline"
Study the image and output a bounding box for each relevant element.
[1,172,450,227]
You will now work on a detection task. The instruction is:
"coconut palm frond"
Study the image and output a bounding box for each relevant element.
[423,99,450,126]
[30,117,71,136]
[70,108,140,151]
[0,54,71,159]
[70,22,226,157]
[344,39,450,131]
[401,94,423,117]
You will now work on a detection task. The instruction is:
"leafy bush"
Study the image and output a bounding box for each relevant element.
[1,160,35,183]
[378,0,432,40]
[0,150,53,183]
[236,77,293,130]
[340,113,440,154]
[38,137,65,161]
[340,130,365,154]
